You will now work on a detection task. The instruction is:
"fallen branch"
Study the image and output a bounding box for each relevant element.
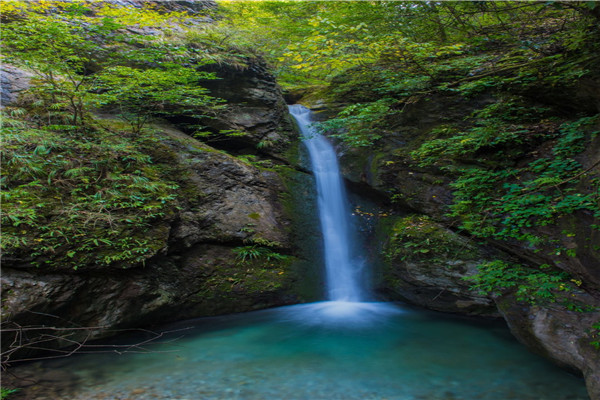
[1,315,194,370]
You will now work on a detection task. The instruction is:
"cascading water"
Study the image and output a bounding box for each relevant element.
[289,104,364,303]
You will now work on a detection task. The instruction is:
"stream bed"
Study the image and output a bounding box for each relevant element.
[12,301,588,400]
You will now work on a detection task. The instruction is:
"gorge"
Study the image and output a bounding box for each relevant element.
[1,1,599,399]
[2,105,590,400]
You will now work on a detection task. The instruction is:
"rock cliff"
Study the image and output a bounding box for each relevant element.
[0,57,312,363]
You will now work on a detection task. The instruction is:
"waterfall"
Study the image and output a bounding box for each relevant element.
[289,104,365,302]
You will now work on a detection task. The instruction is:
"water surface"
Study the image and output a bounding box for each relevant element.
[26,302,588,400]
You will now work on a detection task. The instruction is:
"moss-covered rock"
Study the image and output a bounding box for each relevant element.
[378,215,497,316]
[0,120,307,362]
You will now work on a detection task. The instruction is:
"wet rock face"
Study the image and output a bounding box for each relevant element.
[497,296,600,400]
[381,259,497,316]
[188,62,296,157]
[1,244,299,353]
[162,127,290,249]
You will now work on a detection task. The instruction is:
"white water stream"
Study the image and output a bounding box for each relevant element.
[289,104,364,303]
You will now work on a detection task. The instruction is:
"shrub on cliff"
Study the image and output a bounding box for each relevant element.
[0,1,227,270]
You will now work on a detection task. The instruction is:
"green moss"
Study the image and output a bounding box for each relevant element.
[384,215,479,264]
[197,254,297,301]
[276,163,324,301]
[248,212,261,220]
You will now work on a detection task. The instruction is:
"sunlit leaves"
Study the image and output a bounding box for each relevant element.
[94,2,192,28]
[96,65,223,133]
[318,98,395,147]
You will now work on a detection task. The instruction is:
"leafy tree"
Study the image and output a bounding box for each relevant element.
[97,65,223,134]
[2,11,104,126]
[0,0,227,270]
[1,0,223,132]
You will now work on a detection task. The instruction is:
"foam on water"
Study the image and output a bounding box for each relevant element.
[276,301,405,327]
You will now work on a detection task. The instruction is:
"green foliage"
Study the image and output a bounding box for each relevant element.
[1,1,225,133]
[469,258,596,312]
[1,113,180,269]
[218,1,600,92]
[405,87,598,313]
[233,238,288,264]
[97,65,223,133]
[318,99,394,147]
[92,1,197,28]
[218,1,394,88]
[467,260,579,306]
[1,10,102,126]
[0,388,18,400]
[233,245,287,263]
[591,322,600,350]
[228,238,292,294]
[432,115,600,245]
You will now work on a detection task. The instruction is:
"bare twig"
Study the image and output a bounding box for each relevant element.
[1,314,194,370]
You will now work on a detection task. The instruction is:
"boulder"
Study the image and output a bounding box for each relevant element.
[497,295,600,399]
[1,64,32,106]
[1,123,304,361]
[378,215,498,316]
